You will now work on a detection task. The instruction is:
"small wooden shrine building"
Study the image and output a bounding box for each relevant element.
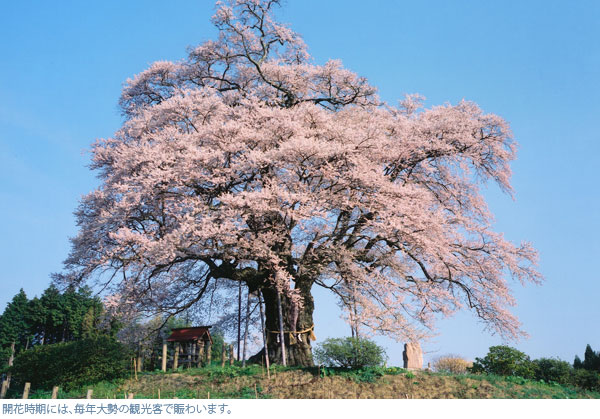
[161,326,213,371]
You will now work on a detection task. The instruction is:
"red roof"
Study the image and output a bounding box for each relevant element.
[166,326,212,343]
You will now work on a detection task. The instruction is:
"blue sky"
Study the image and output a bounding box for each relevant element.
[1,0,598,366]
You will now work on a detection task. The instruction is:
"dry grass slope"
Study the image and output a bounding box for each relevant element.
[21,365,600,399]
[115,368,599,399]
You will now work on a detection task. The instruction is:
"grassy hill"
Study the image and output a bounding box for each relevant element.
[16,364,600,399]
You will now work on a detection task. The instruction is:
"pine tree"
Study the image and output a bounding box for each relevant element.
[37,286,65,344]
[583,344,600,372]
[0,289,31,367]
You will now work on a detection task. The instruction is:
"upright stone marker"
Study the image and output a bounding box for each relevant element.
[402,342,423,370]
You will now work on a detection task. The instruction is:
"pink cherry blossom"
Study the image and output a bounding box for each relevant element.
[58,0,542,366]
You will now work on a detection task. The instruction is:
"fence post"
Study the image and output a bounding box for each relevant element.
[161,341,168,372]
[22,382,30,399]
[51,386,59,399]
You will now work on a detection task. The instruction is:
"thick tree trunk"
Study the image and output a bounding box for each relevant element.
[250,279,315,366]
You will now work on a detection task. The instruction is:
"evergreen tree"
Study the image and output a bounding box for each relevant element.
[0,289,31,368]
[2,285,108,358]
[0,289,31,349]
[583,344,600,372]
[36,285,65,344]
[574,354,583,369]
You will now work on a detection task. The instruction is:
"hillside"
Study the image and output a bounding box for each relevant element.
[17,365,600,399]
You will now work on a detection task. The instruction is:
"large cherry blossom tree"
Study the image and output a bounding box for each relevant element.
[59,0,542,366]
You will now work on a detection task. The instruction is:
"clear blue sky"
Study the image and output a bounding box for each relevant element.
[1,0,598,366]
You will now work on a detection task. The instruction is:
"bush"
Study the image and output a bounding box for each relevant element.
[573,368,600,392]
[533,358,573,385]
[313,337,386,369]
[10,336,132,390]
[433,355,472,374]
[470,345,536,379]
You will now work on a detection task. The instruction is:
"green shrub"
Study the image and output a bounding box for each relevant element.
[313,337,386,369]
[470,346,536,379]
[573,368,600,392]
[10,336,132,390]
[533,358,573,385]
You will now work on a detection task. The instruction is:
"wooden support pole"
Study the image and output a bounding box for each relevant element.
[198,344,205,367]
[86,389,93,399]
[22,382,30,399]
[258,290,270,377]
[173,343,180,370]
[237,281,242,361]
[242,289,250,367]
[51,386,59,399]
[206,342,212,366]
[187,343,192,368]
[229,344,234,366]
[161,342,168,372]
[221,343,226,368]
[191,342,197,368]
[137,345,143,373]
[196,342,202,367]
[276,291,287,366]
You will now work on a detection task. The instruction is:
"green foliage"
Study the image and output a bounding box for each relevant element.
[313,337,386,369]
[572,368,600,392]
[470,346,536,378]
[318,365,391,383]
[0,285,109,371]
[10,336,132,390]
[574,355,583,369]
[32,286,105,344]
[209,329,226,361]
[582,344,600,372]
[571,344,600,391]
[533,358,573,385]
[0,289,31,360]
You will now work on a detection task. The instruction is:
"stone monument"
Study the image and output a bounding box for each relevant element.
[402,342,423,370]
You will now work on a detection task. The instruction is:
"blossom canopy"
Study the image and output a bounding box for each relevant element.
[59,0,542,364]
